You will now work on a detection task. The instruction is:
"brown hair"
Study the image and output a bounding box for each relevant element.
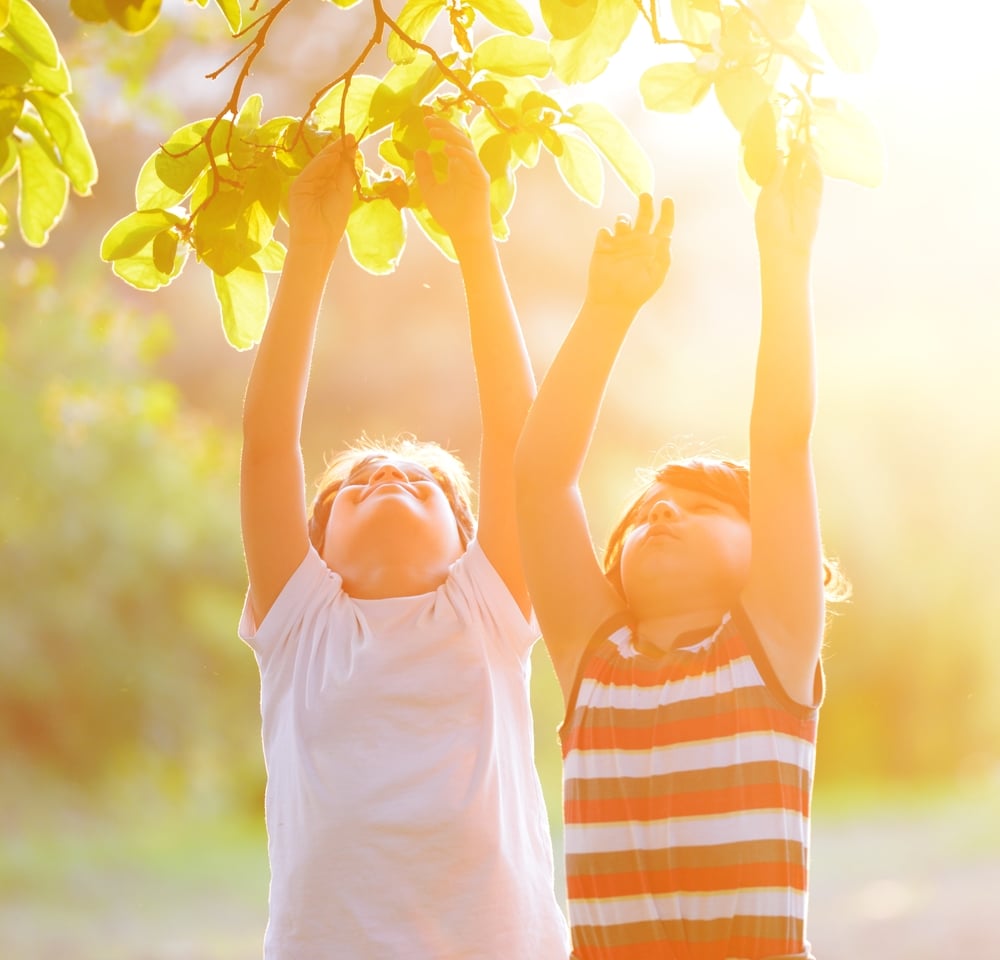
[307,434,475,554]
[603,455,849,602]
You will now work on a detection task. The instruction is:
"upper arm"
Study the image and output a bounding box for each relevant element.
[240,438,311,625]
[515,478,624,700]
[740,444,825,704]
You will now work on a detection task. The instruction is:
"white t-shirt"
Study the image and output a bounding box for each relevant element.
[239,540,570,960]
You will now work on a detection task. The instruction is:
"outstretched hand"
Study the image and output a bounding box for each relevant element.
[288,133,358,257]
[586,193,674,314]
[414,118,492,246]
[755,142,823,259]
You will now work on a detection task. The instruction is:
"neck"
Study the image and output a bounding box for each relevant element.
[632,607,728,655]
[338,558,453,599]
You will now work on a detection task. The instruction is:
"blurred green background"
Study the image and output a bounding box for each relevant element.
[2,1,998,957]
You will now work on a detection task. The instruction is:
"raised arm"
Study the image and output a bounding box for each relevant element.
[240,135,357,623]
[415,119,535,615]
[741,145,827,705]
[515,195,674,697]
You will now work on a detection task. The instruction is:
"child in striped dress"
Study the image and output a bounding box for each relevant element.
[515,145,847,960]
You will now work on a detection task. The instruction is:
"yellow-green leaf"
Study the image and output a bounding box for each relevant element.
[565,102,651,196]
[251,239,287,273]
[809,0,877,73]
[0,135,16,178]
[473,35,552,78]
[6,0,58,67]
[105,0,161,33]
[135,119,227,210]
[0,85,24,139]
[810,97,884,187]
[389,0,446,64]
[152,229,178,275]
[346,197,405,275]
[551,0,638,84]
[752,0,806,39]
[714,65,772,134]
[212,0,241,32]
[25,90,98,195]
[409,200,456,261]
[489,168,516,226]
[15,132,68,246]
[742,99,777,186]
[213,261,268,350]
[552,131,604,206]
[0,0,11,30]
[101,208,184,261]
[467,0,533,36]
[369,54,443,134]
[0,46,29,86]
[640,60,713,113]
[670,0,717,45]
[540,0,598,41]
[313,75,381,138]
[111,236,188,290]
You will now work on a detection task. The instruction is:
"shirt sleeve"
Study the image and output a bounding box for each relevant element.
[238,545,343,657]
[446,539,540,662]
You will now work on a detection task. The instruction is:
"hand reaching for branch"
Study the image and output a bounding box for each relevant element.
[755,143,823,260]
[414,118,492,247]
[288,134,358,258]
[585,193,674,314]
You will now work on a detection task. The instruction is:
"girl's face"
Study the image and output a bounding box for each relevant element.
[321,456,464,578]
[618,481,751,616]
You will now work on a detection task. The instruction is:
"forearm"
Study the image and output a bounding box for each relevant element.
[517,300,634,491]
[453,230,535,444]
[751,250,817,453]
[242,245,335,455]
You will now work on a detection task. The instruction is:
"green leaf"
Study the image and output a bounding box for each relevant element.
[640,60,714,113]
[565,102,651,196]
[15,132,68,246]
[251,239,287,273]
[0,46,29,86]
[553,131,604,206]
[101,208,184,261]
[809,0,878,73]
[111,236,188,290]
[714,65,772,134]
[810,97,884,187]
[466,0,533,36]
[152,229,178,275]
[345,197,405,275]
[539,0,598,41]
[741,99,777,186]
[313,74,381,138]
[670,0,717,45]
[369,55,443,134]
[473,36,552,78]
[25,91,98,195]
[211,0,241,32]
[389,0,446,64]
[752,0,806,39]
[551,0,638,84]
[0,86,24,139]
[135,119,234,210]
[213,261,268,350]
[6,0,58,67]
[0,1,70,95]
[105,0,162,33]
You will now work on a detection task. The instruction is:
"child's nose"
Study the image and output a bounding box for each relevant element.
[369,462,408,484]
[648,499,678,523]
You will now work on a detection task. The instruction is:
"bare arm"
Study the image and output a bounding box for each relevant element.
[515,195,674,697]
[240,135,357,623]
[416,120,535,615]
[741,145,827,704]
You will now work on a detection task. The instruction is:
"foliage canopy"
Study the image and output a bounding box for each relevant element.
[1,0,883,347]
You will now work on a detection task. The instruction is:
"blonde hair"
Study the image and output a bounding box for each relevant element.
[307,434,475,553]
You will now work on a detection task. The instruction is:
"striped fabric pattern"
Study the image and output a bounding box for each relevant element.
[561,607,820,960]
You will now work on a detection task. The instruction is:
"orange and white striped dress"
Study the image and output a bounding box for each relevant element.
[560,607,821,960]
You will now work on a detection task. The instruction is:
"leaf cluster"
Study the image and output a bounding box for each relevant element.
[2,0,886,348]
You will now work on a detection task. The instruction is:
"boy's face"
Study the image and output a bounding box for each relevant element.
[321,456,464,580]
[618,481,751,614]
